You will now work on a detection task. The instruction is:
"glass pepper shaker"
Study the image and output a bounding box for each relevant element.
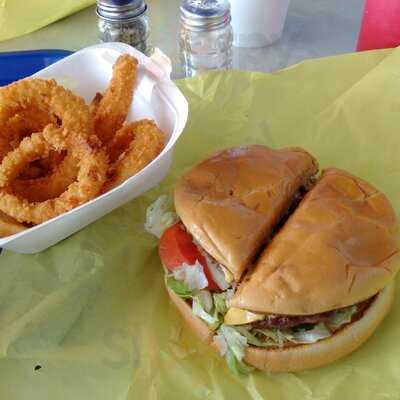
[97,0,152,55]
[179,0,233,77]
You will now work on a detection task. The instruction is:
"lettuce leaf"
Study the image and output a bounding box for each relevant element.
[213,331,228,356]
[192,295,221,330]
[191,291,229,331]
[202,253,230,290]
[216,325,253,375]
[254,327,288,347]
[197,290,213,313]
[235,326,281,348]
[225,349,254,375]
[213,292,228,315]
[219,325,247,361]
[145,194,178,238]
[286,323,331,344]
[292,323,316,332]
[232,322,331,349]
[328,305,358,329]
[172,261,208,291]
[165,276,193,299]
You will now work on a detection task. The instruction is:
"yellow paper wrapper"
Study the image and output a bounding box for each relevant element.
[0,0,95,42]
[1,48,400,399]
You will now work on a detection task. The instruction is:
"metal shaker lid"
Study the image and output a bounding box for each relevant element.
[180,0,231,30]
[97,0,147,21]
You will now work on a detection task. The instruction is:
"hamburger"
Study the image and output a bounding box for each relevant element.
[145,145,399,374]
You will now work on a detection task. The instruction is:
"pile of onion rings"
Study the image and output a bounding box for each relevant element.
[0,54,165,236]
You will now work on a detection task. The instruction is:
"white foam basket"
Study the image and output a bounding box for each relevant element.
[0,42,188,253]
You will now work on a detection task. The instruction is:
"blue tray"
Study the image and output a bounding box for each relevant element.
[0,49,72,86]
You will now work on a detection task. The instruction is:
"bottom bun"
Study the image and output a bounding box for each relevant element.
[166,282,395,373]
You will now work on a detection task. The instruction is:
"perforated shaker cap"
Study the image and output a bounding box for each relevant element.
[180,0,231,31]
[97,0,147,20]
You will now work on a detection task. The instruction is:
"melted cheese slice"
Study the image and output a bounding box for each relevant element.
[224,307,265,325]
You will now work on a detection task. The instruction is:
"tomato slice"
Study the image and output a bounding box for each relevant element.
[159,222,219,291]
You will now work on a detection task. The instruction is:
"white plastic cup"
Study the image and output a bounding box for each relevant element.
[229,0,290,48]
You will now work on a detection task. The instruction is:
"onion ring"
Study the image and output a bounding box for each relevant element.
[92,54,138,144]
[0,78,92,141]
[11,153,78,202]
[89,92,103,116]
[17,164,44,180]
[0,78,94,206]
[18,150,66,180]
[0,210,27,237]
[0,106,57,161]
[103,119,164,192]
[3,108,63,180]
[0,130,108,224]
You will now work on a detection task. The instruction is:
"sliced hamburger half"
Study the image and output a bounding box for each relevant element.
[231,168,399,315]
[222,168,399,372]
[145,145,317,373]
[173,145,318,283]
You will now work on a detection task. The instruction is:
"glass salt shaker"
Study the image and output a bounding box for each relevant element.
[179,0,233,77]
[97,0,152,55]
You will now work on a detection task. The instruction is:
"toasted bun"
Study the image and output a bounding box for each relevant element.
[174,145,318,281]
[166,281,395,373]
[231,168,400,315]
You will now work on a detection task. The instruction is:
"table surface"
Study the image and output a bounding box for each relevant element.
[0,0,365,79]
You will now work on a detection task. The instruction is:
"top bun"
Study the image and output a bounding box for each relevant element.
[231,168,400,315]
[174,145,318,281]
